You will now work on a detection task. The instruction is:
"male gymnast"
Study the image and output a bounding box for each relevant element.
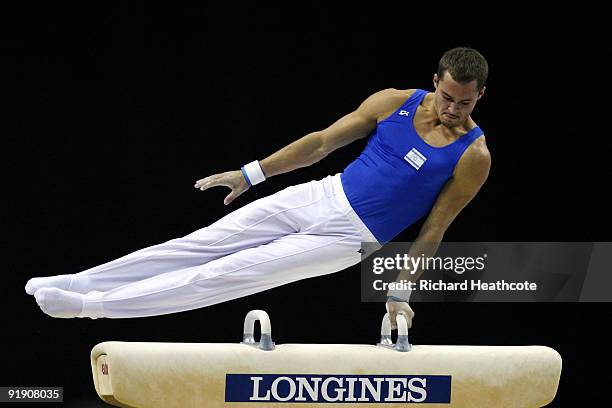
[26,47,490,329]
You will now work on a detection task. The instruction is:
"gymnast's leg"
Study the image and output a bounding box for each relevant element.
[25,183,310,296]
[44,222,362,318]
[32,174,371,318]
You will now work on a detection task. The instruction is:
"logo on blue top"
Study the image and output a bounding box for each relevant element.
[398,110,410,116]
[225,374,452,403]
[404,148,427,170]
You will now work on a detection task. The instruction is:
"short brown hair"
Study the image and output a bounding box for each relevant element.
[438,47,488,91]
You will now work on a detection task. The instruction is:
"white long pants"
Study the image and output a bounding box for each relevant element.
[70,174,378,318]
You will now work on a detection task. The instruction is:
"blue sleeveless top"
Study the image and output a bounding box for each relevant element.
[340,89,484,243]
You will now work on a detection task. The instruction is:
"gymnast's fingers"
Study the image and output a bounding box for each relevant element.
[195,174,227,191]
[194,175,215,189]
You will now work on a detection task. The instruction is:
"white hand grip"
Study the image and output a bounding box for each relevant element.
[378,313,411,352]
[241,310,275,351]
[243,310,272,336]
[380,313,408,336]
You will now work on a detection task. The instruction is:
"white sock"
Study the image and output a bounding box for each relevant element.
[25,275,74,295]
[34,288,83,318]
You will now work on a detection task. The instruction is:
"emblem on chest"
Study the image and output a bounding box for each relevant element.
[404,148,427,170]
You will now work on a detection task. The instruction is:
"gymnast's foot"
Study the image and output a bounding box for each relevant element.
[34,288,83,318]
[25,274,74,295]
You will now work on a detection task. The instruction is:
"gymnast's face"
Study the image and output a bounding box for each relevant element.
[433,71,485,128]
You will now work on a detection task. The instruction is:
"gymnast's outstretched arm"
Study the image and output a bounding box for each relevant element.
[386,134,492,329]
[193,88,408,205]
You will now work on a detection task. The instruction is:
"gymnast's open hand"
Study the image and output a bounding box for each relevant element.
[386,300,415,330]
[194,170,250,205]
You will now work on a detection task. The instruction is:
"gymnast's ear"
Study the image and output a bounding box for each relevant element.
[433,74,439,89]
[477,86,486,100]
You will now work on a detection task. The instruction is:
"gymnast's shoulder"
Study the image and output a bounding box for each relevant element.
[374,87,418,101]
[361,88,416,122]
[461,131,491,174]
[465,117,489,157]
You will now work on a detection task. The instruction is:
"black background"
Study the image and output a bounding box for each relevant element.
[3,3,609,407]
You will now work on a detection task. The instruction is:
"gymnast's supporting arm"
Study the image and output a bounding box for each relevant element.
[386,136,491,330]
[194,88,411,205]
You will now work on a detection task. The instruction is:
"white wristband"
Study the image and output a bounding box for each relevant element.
[387,287,412,303]
[242,160,266,186]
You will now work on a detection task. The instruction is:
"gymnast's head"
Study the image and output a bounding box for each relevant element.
[432,47,488,128]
